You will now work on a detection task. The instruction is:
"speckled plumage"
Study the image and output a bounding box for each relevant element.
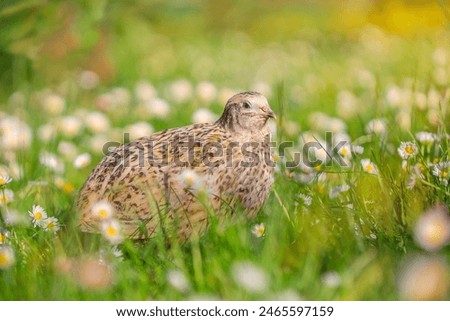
[77,92,276,239]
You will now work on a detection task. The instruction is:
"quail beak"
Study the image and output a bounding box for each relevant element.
[267,109,277,120]
[260,106,277,120]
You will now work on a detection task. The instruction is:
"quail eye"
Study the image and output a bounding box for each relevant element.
[243,102,251,109]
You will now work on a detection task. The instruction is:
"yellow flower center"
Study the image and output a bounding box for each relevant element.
[185,176,195,185]
[0,178,5,185]
[47,221,55,229]
[98,209,108,218]
[35,212,42,220]
[340,148,349,156]
[0,253,8,266]
[317,183,325,192]
[107,226,118,236]
[0,234,5,243]
[405,145,414,154]
[63,183,74,194]
[365,164,373,172]
[442,171,448,178]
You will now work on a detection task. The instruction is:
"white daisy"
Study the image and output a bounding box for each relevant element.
[135,81,156,102]
[251,223,265,238]
[0,189,14,206]
[196,81,217,103]
[58,141,78,160]
[431,162,449,186]
[329,184,350,199]
[0,116,33,150]
[42,93,65,115]
[192,109,217,124]
[42,217,60,234]
[166,269,191,293]
[40,152,64,173]
[73,153,92,169]
[178,169,204,191]
[361,158,378,175]
[78,70,99,90]
[126,122,154,140]
[231,261,269,293]
[351,145,364,155]
[145,98,170,118]
[321,271,342,288]
[338,143,352,159]
[169,79,193,104]
[365,118,387,137]
[296,193,312,207]
[91,200,114,220]
[58,115,83,138]
[110,87,131,107]
[407,165,424,190]
[397,141,418,160]
[28,205,48,227]
[2,208,28,226]
[101,219,123,244]
[336,90,358,119]
[414,205,450,252]
[111,246,123,260]
[415,132,435,144]
[37,123,57,143]
[0,245,15,270]
[85,112,110,134]
[0,175,12,187]
[0,229,9,244]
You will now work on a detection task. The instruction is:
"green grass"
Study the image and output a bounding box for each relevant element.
[0,0,449,301]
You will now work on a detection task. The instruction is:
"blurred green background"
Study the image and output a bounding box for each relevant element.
[0,0,448,92]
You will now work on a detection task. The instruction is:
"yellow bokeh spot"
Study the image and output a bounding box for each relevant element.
[317,183,325,193]
[63,183,74,194]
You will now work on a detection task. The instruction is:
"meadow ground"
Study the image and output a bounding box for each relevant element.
[0,1,449,300]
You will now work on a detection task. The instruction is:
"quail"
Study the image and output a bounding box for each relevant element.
[77,92,276,239]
